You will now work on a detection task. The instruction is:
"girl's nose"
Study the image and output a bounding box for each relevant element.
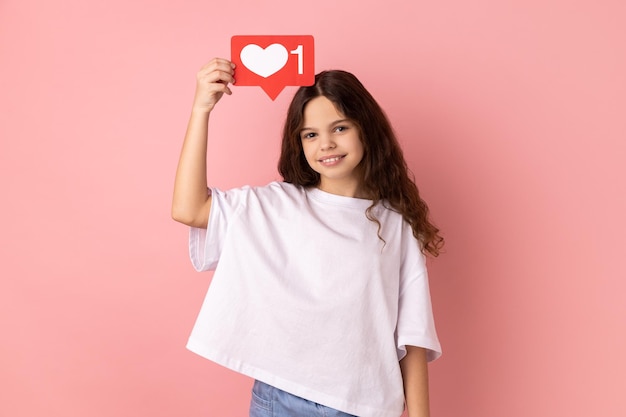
[319,134,336,150]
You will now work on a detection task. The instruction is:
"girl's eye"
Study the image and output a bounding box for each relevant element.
[302,132,316,140]
[335,126,347,132]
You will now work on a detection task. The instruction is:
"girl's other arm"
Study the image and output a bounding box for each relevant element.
[171,58,235,228]
[400,346,431,417]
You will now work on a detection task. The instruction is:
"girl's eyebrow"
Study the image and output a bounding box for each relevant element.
[330,118,350,126]
[301,119,351,131]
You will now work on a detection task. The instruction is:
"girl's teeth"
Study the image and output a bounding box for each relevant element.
[322,157,341,163]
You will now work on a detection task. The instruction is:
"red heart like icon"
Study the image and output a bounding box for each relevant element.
[231,35,315,100]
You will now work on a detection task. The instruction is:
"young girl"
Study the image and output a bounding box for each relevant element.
[172,58,443,417]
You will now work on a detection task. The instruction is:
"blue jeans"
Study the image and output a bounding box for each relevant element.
[249,380,358,417]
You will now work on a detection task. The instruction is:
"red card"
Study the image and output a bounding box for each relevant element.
[231,35,315,100]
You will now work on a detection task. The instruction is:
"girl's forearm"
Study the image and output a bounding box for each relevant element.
[400,346,430,417]
[171,109,212,227]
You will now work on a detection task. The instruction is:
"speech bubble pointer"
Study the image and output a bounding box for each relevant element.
[261,84,286,101]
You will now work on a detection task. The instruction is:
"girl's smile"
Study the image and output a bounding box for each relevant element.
[318,154,346,165]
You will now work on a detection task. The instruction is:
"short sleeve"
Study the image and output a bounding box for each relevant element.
[188,186,246,271]
[395,235,442,362]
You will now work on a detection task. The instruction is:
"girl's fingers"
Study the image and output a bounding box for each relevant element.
[197,58,236,86]
[198,66,235,86]
[192,58,236,110]
[199,58,235,75]
[201,57,232,68]
[204,69,235,84]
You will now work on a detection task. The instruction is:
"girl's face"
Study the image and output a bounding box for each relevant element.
[299,96,365,198]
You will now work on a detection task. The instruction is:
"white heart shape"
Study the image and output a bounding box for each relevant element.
[240,43,288,78]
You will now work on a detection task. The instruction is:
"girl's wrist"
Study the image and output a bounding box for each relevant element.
[190,106,213,117]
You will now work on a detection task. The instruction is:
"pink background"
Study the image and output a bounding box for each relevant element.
[1,0,625,416]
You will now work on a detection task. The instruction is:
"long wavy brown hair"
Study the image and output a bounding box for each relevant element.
[278,70,444,257]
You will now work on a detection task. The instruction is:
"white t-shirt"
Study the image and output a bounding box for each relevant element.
[187,182,441,417]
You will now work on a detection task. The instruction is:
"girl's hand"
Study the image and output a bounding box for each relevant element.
[192,58,236,114]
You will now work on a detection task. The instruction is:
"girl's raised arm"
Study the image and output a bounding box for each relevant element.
[171,58,235,228]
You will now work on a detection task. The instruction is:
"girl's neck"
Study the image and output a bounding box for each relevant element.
[317,179,369,199]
